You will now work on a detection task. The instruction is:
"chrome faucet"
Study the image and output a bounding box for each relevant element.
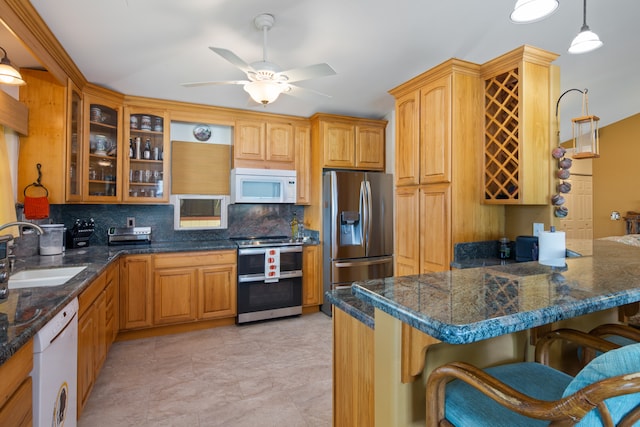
[0,221,45,236]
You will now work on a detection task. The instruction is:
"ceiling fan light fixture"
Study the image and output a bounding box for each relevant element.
[0,47,26,86]
[568,0,602,54]
[510,0,559,23]
[244,80,284,105]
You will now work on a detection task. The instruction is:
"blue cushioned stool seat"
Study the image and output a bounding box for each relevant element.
[563,343,640,426]
[444,362,573,427]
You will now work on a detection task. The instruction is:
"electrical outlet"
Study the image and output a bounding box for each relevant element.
[127,217,135,228]
[533,222,544,236]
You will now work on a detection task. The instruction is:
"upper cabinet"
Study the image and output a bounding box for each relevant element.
[123,107,169,202]
[18,70,68,204]
[394,74,453,187]
[294,124,311,205]
[233,118,295,170]
[311,113,387,171]
[481,46,558,205]
[83,93,122,202]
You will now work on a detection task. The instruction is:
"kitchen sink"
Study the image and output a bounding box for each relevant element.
[8,266,87,289]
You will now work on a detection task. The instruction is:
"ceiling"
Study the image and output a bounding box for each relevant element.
[3,0,639,140]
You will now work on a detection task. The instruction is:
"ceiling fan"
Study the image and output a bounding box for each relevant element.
[181,13,336,105]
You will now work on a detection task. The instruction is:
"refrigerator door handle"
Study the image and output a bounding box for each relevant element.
[360,180,368,251]
[334,257,392,268]
[364,179,372,255]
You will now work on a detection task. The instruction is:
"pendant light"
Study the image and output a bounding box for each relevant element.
[0,47,26,86]
[568,0,603,54]
[510,0,559,23]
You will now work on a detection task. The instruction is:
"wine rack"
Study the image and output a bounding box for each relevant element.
[484,68,520,202]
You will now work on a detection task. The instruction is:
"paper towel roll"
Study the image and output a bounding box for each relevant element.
[538,230,566,267]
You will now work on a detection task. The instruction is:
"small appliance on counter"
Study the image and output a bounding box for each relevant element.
[40,224,65,255]
[515,235,539,262]
[108,226,151,245]
[66,218,95,249]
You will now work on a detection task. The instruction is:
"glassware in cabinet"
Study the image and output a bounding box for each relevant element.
[125,111,168,202]
[85,103,120,200]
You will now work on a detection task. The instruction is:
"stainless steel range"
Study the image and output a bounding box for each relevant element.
[233,236,303,324]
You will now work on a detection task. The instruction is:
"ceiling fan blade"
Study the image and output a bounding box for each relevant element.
[180,80,249,88]
[209,47,255,74]
[284,84,332,100]
[278,63,336,83]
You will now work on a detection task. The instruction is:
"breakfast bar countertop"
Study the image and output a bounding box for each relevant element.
[351,240,640,344]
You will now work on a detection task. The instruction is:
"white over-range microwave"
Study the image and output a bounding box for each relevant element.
[230,168,297,204]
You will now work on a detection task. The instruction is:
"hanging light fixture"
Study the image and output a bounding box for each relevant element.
[555,88,600,159]
[568,0,603,54]
[0,46,26,86]
[510,0,559,23]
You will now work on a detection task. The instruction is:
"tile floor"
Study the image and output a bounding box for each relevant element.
[79,312,333,427]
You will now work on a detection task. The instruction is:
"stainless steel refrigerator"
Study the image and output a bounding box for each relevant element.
[321,170,394,315]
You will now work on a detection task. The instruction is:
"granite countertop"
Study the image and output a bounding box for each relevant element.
[324,288,375,329]
[350,240,640,344]
[0,240,237,366]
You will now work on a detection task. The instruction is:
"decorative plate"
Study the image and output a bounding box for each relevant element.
[193,124,212,141]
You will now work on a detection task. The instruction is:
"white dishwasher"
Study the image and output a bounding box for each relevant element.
[31,297,78,427]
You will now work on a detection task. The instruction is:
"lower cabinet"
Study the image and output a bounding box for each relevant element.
[120,255,153,330]
[120,250,238,331]
[0,339,33,427]
[303,245,321,307]
[77,261,118,418]
[153,250,237,325]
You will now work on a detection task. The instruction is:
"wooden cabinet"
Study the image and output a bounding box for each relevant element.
[123,107,170,202]
[233,119,295,169]
[121,251,237,331]
[294,124,312,205]
[18,69,68,204]
[302,245,321,307]
[153,250,236,325]
[311,113,386,171]
[481,46,558,205]
[105,262,119,345]
[390,59,503,274]
[77,262,118,417]
[0,339,33,427]
[198,260,237,319]
[119,255,153,330]
[83,85,124,202]
[153,267,198,325]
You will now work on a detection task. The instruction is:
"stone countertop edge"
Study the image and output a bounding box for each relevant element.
[352,272,640,345]
[324,288,374,329]
[0,240,238,366]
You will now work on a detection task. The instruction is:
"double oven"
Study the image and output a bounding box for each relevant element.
[233,237,303,324]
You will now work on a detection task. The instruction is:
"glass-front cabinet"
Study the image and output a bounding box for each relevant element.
[84,95,122,202]
[123,107,169,202]
[66,80,83,202]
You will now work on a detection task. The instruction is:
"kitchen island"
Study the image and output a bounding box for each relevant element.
[328,239,640,426]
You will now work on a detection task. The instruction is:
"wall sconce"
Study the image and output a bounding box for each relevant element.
[0,46,26,86]
[555,88,600,159]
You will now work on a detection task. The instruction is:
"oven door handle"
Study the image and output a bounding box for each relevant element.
[238,270,303,283]
[238,246,303,255]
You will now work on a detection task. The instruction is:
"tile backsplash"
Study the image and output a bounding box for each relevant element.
[36,203,306,246]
